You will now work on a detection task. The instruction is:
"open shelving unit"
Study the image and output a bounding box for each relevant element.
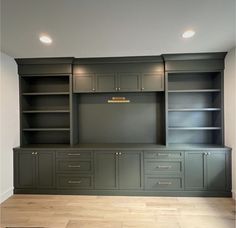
[166,72,223,145]
[20,74,72,145]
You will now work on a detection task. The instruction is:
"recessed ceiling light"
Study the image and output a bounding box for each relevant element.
[39,35,52,44]
[182,30,195,38]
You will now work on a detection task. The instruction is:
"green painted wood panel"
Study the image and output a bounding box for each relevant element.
[37,151,55,189]
[118,151,143,189]
[185,151,206,190]
[94,152,118,189]
[141,73,164,91]
[118,73,140,91]
[207,152,226,191]
[145,176,183,190]
[57,174,93,189]
[17,151,36,188]
[73,74,95,92]
[96,74,116,92]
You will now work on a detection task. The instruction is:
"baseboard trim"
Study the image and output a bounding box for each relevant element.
[232,191,236,200]
[1,188,13,203]
[14,188,232,197]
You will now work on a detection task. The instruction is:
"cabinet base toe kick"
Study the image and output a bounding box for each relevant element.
[14,188,232,197]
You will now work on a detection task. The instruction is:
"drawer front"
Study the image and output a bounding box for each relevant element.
[57,174,93,189]
[56,160,92,173]
[145,176,183,190]
[144,160,182,174]
[144,151,183,160]
[56,151,92,160]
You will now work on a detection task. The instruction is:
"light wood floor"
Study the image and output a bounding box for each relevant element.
[0,195,235,228]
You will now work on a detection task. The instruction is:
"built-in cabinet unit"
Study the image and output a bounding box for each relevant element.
[13,53,232,197]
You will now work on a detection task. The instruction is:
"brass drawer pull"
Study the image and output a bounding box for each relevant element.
[68,180,81,184]
[68,165,81,168]
[68,153,81,156]
[157,165,172,169]
[158,182,172,185]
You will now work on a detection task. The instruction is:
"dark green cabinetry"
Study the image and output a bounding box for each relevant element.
[73,74,95,92]
[14,148,231,196]
[185,151,229,191]
[14,53,231,197]
[73,58,164,93]
[73,73,164,93]
[94,152,118,189]
[14,150,55,189]
[94,151,143,190]
[118,151,143,189]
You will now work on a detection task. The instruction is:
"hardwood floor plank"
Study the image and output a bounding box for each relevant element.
[0,195,235,228]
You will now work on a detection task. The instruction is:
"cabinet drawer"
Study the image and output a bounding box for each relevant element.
[56,160,92,173]
[144,160,182,174]
[145,176,183,190]
[57,174,93,189]
[144,151,183,159]
[56,151,92,160]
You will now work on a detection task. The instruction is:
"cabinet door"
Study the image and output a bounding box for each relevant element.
[15,151,36,188]
[36,151,55,189]
[118,73,140,91]
[94,152,118,189]
[96,73,117,92]
[118,151,143,189]
[207,152,226,191]
[73,74,95,92]
[185,151,206,190]
[141,73,164,91]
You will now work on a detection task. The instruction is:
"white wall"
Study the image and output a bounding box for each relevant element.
[224,47,236,199]
[0,52,19,203]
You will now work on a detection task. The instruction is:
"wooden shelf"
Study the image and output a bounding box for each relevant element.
[168,89,221,93]
[168,108,221,112]
[168,127,221,130]
[23,110,70,113]
[22,92,70,96]
[23,128,70,131]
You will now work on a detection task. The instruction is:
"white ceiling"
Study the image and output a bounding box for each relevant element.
[1,0,235,58]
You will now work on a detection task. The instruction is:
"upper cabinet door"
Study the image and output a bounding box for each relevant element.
[118,73,140,92]
[96,73,117,92]
[141,73,164,91]
[73,74,95,93]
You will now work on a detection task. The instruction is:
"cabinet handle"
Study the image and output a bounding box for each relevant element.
[68,180,81,184]
[115,88,118,91]
[35,152,38,155]
[92,88,95,91]
[68,153,81,156]
[157,165,172,169]
[158,182,172,185]
[115,152,118,155]
[31,152,35,155]
[118,88,121,91]
[68,165,81,168]
[32,152,37,155]
[119,152,122,155]
[142,87,145,90]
